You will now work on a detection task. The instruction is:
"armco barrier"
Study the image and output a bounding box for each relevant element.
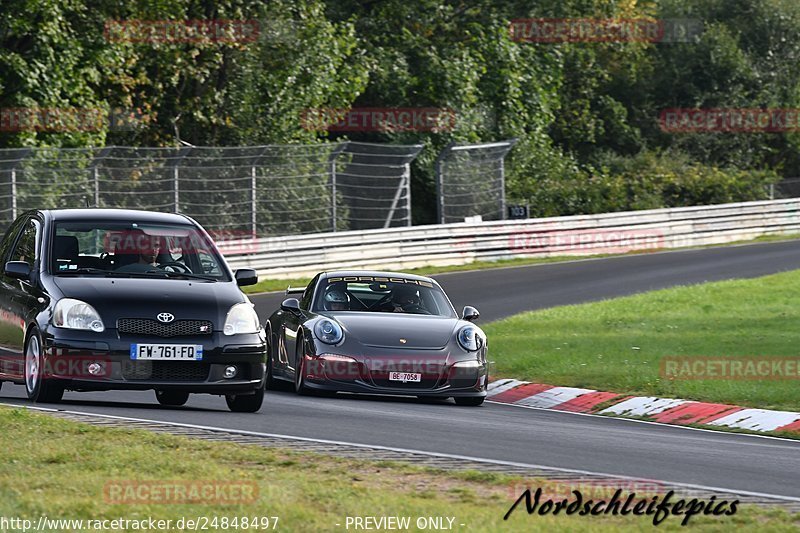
[220,199,800,279]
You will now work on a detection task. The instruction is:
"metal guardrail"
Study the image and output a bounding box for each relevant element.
[221,198,800,279]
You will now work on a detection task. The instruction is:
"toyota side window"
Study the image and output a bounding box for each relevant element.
[0,216,29,263]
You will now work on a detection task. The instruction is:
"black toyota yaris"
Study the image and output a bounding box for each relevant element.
[0,209,267,412]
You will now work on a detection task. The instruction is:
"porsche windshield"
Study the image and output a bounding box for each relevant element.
[50,221,228,280]
[315,278,456,317]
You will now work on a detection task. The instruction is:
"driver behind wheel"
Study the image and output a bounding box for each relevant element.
[115,231,166,273]
[385,284,424,313]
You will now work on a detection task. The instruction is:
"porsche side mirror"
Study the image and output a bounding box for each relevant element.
[235,268,258,287]
[462,306,480,322]
[5,261,31,280]
[281,298,301,315]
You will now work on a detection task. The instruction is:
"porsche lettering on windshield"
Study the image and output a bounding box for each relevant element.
[317,278,454,317]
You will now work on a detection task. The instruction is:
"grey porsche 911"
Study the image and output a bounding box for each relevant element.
[265,271,488,405]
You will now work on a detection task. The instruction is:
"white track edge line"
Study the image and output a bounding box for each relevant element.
[3,402,799,504]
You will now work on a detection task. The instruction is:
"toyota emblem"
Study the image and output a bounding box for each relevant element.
[157,312,175,323]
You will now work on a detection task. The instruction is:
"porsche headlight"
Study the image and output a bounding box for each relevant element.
[223,303,260,335]
[53,298,105,332]
[457,325,483,352]
[314,319,343,345]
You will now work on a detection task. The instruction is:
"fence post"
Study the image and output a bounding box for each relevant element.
[328,143,348,232]
[93,167,100,207]
[251,165,257,236]
[499,139,517,220]
[404,162,412,226]
[499,156,506,220]
[384,161,415,228]
[10,167,16,220]
[384,172,405,229]
[173,165,179,213]
[87,146,113,209]
[169,146,192,214]
[331,158,337,232]
[435,142,455,224]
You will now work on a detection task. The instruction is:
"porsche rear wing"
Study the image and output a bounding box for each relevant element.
[285,286,305,296]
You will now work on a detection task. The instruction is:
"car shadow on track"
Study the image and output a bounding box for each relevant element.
[265,387,458,407]
[1,384,468,413]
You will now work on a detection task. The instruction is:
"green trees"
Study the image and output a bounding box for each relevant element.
[0,0,795,221]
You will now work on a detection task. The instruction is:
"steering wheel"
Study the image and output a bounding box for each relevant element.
[157,261,193,274]
[367,293,393,311]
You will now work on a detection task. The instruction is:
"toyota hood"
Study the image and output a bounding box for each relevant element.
[51,277,247,329]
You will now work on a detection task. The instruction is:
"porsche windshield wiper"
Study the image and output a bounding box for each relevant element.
[144,269,218,281]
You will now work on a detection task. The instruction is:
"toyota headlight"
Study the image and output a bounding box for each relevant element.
[457,325,483,352]
[223,303,260,335]
[314,319,344,345]
[53,298,105,332]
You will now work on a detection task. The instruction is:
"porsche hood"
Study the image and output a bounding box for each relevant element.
[322,312,461,349]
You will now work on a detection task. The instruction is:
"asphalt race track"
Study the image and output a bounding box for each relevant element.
[2,240,800,499]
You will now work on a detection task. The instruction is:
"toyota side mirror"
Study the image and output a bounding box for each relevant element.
[281,298,301,315]
[462,306,480,322]
[5,261,31,280]
[235,268,258,287]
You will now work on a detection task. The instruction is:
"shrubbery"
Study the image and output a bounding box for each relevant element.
[511,151,780,217]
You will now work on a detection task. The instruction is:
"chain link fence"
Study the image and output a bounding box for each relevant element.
[0,143,424,236]
[435,139,517,224]
[769,178,800,200]
[336,142,423,231]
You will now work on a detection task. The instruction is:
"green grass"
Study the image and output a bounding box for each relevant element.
[241,233,800,295]
[0,407,796,531]
[485,269,800,412]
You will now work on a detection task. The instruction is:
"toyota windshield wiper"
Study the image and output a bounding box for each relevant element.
[144,269,218,281]
[54,267,111,276]
[55,268,159,278]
